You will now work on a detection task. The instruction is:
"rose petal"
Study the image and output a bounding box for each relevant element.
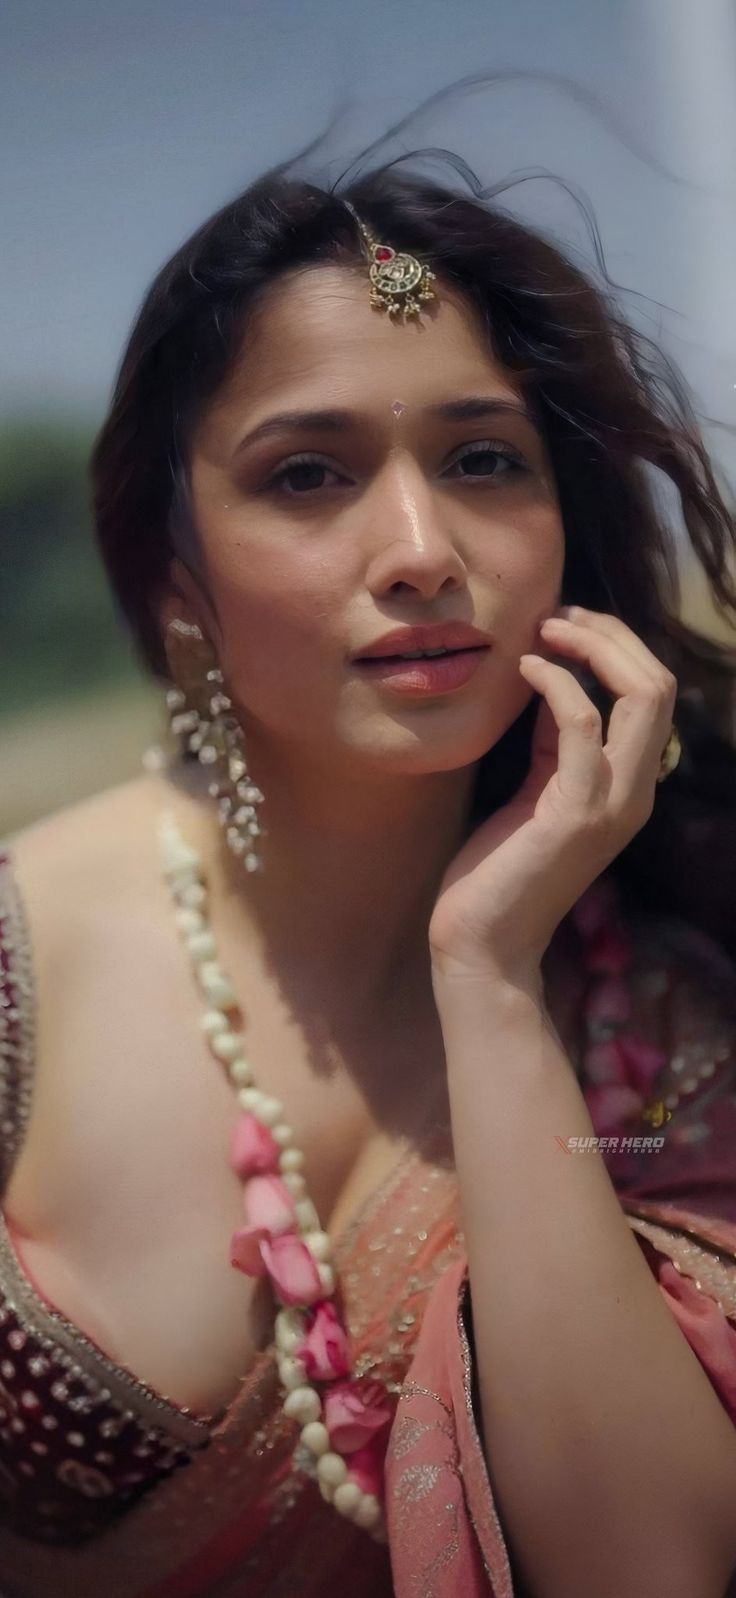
[261,1233,323,1306]
[323,1379,394,1454]
[346,1432,391,1498]
[230,1113,281,1178]
[230,1225,270,1276]
[244,1174,297,1235]
[297,1301,351,1382]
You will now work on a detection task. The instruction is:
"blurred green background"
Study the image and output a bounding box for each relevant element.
[0,417,162,839]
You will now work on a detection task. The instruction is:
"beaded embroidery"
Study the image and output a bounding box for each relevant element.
[0,852,36,1192]
[0,843,734,1561]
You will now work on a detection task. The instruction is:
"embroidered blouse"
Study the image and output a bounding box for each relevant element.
[1,845,736,1598]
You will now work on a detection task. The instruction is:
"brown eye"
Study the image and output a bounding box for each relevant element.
[446,443,525,480]
[263,440,527,498]
[265,454,343,496]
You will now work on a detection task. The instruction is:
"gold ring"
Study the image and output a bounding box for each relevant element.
[656,725,681,783]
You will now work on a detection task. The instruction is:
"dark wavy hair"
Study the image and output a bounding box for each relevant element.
[90,102,736,961]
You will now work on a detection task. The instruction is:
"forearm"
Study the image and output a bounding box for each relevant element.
[435,971,736,1598]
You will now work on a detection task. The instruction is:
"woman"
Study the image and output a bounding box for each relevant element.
[0,148,736,1597]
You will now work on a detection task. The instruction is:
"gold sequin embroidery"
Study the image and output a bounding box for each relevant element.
[625,1215,736,1317]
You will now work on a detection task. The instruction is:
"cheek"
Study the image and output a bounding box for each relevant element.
[205,542,346,702]
[482,511,565,635]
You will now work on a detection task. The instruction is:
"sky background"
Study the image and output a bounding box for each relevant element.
[2,0,735,829]
[3,0,735,486]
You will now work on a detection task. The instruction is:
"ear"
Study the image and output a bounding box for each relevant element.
[157,558,219,657]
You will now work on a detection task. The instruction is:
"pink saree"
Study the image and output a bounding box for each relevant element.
[1,858,735,1596]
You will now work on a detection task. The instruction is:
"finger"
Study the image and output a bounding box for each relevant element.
[551,607,674,688]
[540,615,677,714]
[520,655,608,808]
[538,619,676,807]
[540,615,658,689]
[604,689,675,809]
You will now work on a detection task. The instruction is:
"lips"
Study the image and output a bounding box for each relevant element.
[351,647,490,695]
[353,622,492,660]
[362,647,483,662]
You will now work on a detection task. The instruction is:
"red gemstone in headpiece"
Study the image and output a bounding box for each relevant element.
[375,247,394,262]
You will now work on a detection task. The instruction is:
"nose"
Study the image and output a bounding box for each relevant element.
[363,461,467,600]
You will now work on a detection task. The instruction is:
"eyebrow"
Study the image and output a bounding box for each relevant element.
[232,396,539,458]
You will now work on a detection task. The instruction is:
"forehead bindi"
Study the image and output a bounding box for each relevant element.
[206,270,533,459]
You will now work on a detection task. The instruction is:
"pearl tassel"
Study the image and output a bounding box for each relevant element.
[158,809,387,1542]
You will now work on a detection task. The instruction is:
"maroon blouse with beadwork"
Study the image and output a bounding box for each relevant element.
[1,839,736,1592]
[0,849,218,1545]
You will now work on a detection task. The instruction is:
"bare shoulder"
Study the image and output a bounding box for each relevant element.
[0,769,242,1250]
[2,774,210,1008]
[6,774,169,925]
[1,773,205,1196]
[4,765,217,1000]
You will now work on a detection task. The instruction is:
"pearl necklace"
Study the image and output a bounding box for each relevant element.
[159,809,391,1542]
[159,803,717,1551]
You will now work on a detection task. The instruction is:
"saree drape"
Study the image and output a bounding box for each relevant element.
[1,852,735,1596]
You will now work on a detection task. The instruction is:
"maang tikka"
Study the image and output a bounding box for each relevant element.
[164,619,266,873]
[342,199,437,319]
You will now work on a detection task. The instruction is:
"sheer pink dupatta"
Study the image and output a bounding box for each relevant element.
[385,907,736,1597]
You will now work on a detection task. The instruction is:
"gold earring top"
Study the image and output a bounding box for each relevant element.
[342,199,437,319]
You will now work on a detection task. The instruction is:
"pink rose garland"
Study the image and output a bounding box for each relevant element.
[230,1162,325,1306]
[297,1301,351,1382]
[161,810,392,1540]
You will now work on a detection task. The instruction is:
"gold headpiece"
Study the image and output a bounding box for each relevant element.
[342,199,437,319]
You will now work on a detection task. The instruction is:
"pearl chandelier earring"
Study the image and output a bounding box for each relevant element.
[164,619,266,871]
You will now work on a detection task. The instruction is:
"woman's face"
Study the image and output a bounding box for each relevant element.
[172,265,565,780]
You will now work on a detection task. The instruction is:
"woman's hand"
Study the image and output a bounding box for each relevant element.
[428,605,677,986]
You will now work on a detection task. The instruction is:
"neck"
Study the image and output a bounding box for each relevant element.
[164,745,478,1020]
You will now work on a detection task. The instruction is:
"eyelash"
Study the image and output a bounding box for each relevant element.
[262,441,527,497]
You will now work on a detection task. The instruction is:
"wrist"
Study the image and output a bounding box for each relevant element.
[431,959,546,1041]
[430,946,543,1002]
